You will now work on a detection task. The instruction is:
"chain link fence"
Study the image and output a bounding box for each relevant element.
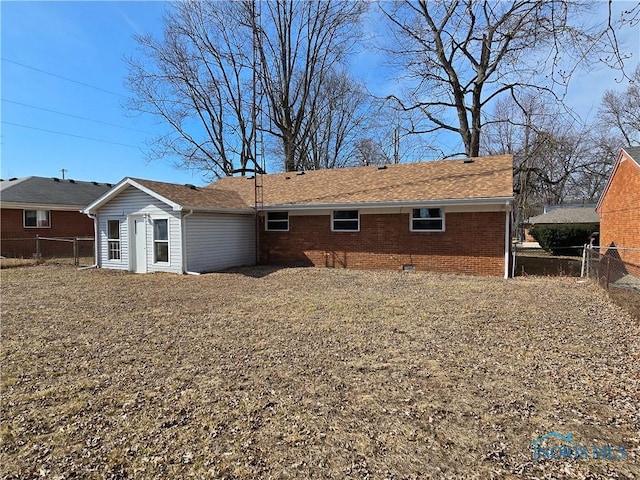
[582,245,640,290]
[1,236,95,266]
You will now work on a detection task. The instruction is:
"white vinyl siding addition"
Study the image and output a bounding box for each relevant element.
[95,187,182,273]
[184,213,255,272]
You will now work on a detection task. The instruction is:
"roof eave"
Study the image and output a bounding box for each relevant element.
[261,196,514,211]
[1,202,86,211]
[83,178,182,214]
[180,206,255,214]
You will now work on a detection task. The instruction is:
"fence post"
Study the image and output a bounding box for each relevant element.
[36,235,41,258]
[605,256,611,289]
[73,238,79,266]
[581,244,587,278]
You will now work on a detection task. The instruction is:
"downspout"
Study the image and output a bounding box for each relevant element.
[511,210,517,279]
[181,209,200,275]
[504,203,511,279]
[79,212,99,270]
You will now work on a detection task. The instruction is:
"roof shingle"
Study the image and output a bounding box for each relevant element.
[208,155,513,207]
[0,176,111,208]
[527,206,599,225]
[130,178,250,210]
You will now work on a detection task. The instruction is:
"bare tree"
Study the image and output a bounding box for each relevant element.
[380,0,629,158]
[354,138,390,167]
[301,70,372,170]
[126,1,258,178]
[482,94,619,235]
[126,0,368,178]
[252,0,367,172]
[598,65,640,146]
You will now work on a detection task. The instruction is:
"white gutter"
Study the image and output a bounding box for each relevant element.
[181,209,200,275]
[79,213,99,270]
[262,196,515,211]
[175,206,255,214]
[2,202,87,211]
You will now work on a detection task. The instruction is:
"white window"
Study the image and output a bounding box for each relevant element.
[153,219,169,263]
[107,220,121,260]
[332,210,359,232]
[411,208,444,232]
[266,211,289,231]
[24,210,50,228]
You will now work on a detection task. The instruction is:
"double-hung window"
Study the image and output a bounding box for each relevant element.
[24,210,50,228]
[107,220,121,260]
[153,219,169,263]
[411,208,444,232]
[332,210,359,232]
[266,212,289,231]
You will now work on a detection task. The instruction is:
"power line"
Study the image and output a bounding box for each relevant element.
[2,121,141,149]
[1,57,127,98]
[3,99,153,134]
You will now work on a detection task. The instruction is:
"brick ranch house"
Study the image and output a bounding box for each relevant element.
[596,146,640,269]
[83,155,514,277]
[0,177,111,258]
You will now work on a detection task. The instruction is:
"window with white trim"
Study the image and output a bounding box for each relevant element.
[332,210,359,232]
[153,219,169,263]
[107,220,121,260]
[411,208,444,232]
[266,211,289,231]
[23,210,50,228]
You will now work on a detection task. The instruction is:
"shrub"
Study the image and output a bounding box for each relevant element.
[530,223,599,256]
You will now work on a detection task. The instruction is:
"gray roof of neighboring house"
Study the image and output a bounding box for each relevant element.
[0,176,112,209]
[526,205,599,225]
[623,146,640,163]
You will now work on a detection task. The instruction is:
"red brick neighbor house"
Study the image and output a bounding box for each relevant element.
[1,177,111,258]
[85,155,514,277]
[596,146,640,268]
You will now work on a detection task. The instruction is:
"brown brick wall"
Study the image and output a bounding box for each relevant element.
[1,208,95,258]
[260,211,507,276]
[599,155,640,267]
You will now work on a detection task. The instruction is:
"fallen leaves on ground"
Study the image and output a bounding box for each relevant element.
[1,265,638,479]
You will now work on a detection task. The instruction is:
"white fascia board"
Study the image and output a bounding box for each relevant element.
[83,178,182,213]
[179,206,255,215]
[0,202,85,211]
[83,178,133,213]
[262,196,514,211]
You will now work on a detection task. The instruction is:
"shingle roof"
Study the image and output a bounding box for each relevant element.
[130,178,250,210]
[208,155,513,207]
[0,176,112,208]
[527,206,599,225]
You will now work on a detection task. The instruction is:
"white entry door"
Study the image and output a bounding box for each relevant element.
[131,217,147,273]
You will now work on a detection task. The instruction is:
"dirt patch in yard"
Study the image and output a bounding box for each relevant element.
[1,266,638,479]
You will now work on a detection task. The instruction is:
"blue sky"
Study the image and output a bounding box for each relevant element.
[1,1,638,186]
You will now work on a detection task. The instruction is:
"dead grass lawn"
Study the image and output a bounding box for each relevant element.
[1,266,639,479]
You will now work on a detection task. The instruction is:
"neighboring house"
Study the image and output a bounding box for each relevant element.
[596,146,640,268]
[85,155,514,277]
[0,176,112,258]
[523,204,599,242]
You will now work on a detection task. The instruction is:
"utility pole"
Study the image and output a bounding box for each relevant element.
[60,169,68,180]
